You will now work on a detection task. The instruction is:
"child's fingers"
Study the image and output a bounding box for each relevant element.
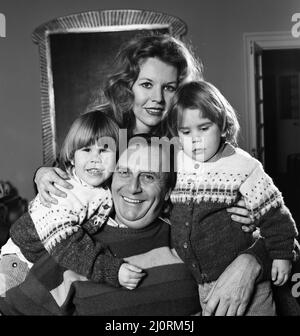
[274,272,285,286]
[125,284,137,290]
[128,271,146,280]
[281,274,289,286]
[271,267,278,282]
[125,264,143,273]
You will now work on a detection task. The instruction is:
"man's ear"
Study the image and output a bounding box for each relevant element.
[164,188,172,201]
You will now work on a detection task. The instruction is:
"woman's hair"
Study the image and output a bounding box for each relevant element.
[166,81,240,145]
[59,110,119,172]
[103,33,203,135]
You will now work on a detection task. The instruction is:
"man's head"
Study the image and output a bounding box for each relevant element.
[111,135,176,229]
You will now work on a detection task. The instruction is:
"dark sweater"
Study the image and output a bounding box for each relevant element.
[0,218,201,316]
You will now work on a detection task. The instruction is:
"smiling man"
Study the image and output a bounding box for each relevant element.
[112,138,173,229]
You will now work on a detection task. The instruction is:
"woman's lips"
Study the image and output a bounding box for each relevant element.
[145,107,164,116]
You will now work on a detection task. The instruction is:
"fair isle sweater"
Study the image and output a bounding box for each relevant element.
[10,173,124,287]
[0,218,201,316]
[171,144,298,284]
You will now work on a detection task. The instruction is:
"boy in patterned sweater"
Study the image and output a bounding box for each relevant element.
[166,81,298,315]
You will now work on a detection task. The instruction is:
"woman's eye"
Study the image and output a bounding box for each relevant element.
[180,130,190,135]
[81,147,91,152]
[164,85,176,93]
[141,82,152,89]
[200,127,209,131]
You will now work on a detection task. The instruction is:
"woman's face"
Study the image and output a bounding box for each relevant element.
[131,57,178,134]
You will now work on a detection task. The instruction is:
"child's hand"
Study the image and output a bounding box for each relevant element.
[272,259,292,286]
[118,263,146,290]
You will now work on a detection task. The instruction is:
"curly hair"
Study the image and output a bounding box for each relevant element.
[103,33,203,136]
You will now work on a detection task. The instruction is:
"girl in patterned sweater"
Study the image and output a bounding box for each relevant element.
[0,110,145,295]
[166,81,298,315]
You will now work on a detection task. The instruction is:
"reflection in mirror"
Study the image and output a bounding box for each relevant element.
[32,9,187,165]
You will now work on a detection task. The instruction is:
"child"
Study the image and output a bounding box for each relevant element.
[0,110,144,295]
[166,81,298,315]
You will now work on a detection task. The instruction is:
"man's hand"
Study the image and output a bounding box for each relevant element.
[203,254,261,316]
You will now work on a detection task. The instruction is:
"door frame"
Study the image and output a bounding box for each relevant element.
[243,31,300,156]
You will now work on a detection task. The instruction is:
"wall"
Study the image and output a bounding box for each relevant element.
[0,0,299,201]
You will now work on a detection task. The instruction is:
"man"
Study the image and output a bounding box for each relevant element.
[0,135,270,316]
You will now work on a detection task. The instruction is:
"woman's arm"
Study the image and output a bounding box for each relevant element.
[34,167,73,206]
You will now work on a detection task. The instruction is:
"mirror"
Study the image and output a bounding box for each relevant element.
[32,9,187,165]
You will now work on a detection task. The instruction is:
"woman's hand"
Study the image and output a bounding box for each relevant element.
[34,167,73,206]
[227,199,256,233]
[202,254,261,316]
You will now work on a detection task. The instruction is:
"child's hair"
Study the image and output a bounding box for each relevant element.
[59,110,119,172]
[166,81,240,145]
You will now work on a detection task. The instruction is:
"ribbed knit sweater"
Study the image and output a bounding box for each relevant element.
[0,218,201,316]
[171,144,298,284]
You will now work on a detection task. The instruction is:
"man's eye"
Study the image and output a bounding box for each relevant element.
[141,82,152,89]
[141,174,155,183]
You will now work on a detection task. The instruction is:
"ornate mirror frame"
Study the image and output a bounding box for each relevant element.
[32,9,187,165]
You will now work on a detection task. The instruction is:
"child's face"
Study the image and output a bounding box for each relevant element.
[72,143,116,187]
[178,108,223,162]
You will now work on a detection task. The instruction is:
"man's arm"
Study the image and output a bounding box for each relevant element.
[203,253,261,316]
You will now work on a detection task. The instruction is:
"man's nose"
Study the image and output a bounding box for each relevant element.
[128,176,142,193]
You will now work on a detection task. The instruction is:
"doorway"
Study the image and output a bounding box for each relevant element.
[262,49,300,229]
[244,32,300,232]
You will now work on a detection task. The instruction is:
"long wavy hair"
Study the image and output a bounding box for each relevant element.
[103,33,203,136]
[166,81,240,146]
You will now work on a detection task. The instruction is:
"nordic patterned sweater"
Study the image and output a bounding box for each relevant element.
[10,172,124,287]
[170,143,298,284]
